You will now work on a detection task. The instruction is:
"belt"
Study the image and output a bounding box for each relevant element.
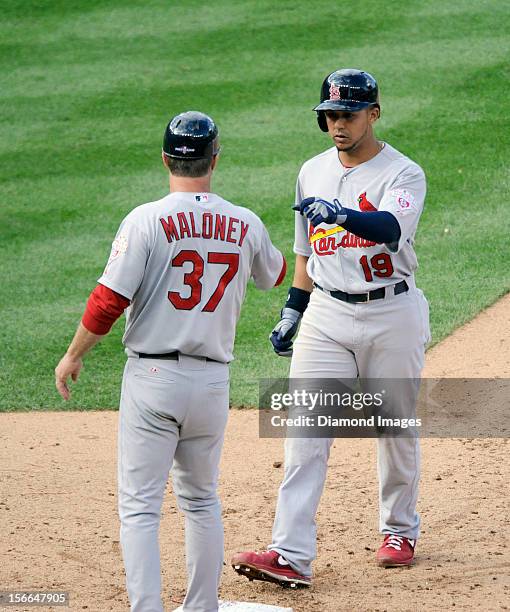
[138,351,223,364]
[314,279,409,303]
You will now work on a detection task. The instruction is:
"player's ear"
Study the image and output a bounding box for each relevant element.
[369,104,380,124]
[162,151,170,169]
[210,139,221,171]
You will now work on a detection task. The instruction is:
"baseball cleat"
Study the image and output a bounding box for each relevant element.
[376,534,416,567]
[231,550,311,588]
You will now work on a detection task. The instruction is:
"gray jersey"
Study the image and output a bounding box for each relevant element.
[293,143,426,293]
[99,192,284,362]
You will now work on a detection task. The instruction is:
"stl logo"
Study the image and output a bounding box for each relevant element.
[329,84,341,100]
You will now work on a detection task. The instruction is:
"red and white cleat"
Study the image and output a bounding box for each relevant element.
[231,550,311,588]
[376,534,416,567]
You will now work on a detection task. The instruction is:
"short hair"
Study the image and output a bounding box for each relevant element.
[167,155,212,178]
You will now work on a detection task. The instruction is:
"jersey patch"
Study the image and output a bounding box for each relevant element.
[103,234,128,275]
[391,189,417,215]
[195,194,209,203]
[110,234,128,260]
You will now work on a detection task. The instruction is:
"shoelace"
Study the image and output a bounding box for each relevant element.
[384,535,404,550]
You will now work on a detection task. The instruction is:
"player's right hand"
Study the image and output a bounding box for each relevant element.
[269,307,302,357]
[55,353,83,400]
[293,196,346,227]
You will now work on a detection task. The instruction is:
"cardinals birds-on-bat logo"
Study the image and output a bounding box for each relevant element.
[358,191,377,211]
[329,84,341,100]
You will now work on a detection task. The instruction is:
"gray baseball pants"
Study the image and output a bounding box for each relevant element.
[118,354,229,612]
[269,284,430,577]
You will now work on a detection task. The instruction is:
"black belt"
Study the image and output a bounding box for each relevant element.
[314,279,409,303]
[138,351,223,364]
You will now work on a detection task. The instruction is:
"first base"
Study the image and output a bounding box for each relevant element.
[173,602,292,611]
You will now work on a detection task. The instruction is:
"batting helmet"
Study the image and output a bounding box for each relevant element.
[314,69,379,132]
[163,110,219,159]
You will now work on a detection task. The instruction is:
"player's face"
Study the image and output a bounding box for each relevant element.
[325,107,378,152]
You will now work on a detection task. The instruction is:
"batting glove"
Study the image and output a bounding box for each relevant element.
[293,197,347,227]
[269,307,302,357]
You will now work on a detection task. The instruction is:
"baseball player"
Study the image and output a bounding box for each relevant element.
[55,111,286,612]
[231,69,431,587]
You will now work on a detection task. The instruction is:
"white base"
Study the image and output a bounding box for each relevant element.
[172,602,293,612]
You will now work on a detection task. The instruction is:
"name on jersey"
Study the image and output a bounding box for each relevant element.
[160,211,249,247]
[309,226,377,256]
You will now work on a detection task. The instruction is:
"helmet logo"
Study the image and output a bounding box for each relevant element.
[329,84,341,100]
[174,145,195,154]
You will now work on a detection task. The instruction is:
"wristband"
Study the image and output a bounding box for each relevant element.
[284,286,311,314]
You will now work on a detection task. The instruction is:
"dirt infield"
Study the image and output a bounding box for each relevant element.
[2,294,509,611]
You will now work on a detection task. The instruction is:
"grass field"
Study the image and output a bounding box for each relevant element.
[1,0,509,410]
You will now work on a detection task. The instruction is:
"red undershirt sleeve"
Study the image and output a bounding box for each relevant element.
[81,284,131,336]
[274,255,287,287]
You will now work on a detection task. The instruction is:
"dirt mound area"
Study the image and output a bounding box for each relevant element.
[1,294,509,611]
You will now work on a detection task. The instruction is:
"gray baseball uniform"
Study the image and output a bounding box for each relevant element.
[268,143,430,577]
[101,191,284,611]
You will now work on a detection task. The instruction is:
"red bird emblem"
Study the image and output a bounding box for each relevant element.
[358,191,377,211]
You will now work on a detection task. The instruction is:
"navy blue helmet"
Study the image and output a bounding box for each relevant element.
[314,69,379,132]
[163,111,218,159]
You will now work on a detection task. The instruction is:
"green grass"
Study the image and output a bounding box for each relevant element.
[1,0,509,410]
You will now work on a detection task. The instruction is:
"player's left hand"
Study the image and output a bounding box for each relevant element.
[269,307,302,357]
[55,353,83,400]
[293,197,347,227]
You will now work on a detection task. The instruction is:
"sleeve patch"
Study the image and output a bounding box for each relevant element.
[110,234,128,258]
[391,189,417,215]
[104,234,128,275]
